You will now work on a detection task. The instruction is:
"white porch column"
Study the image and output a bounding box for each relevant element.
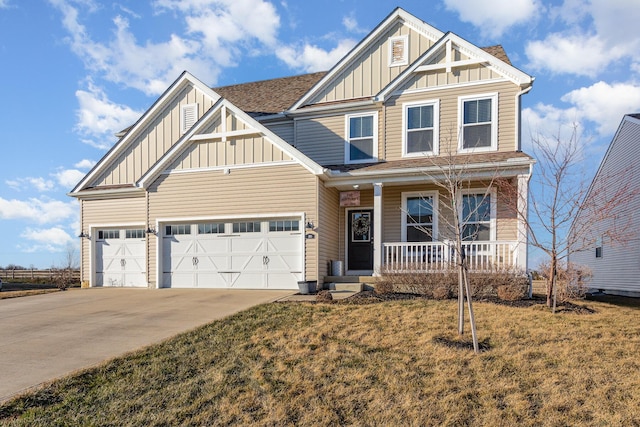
[373,182,383,275]
[517,174,530,271]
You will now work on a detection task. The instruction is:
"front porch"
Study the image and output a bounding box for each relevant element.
[382,240,521,273]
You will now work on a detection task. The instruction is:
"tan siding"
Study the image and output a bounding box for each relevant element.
[91,85,215,187]
[80,195,147,283]
[147,164,319,284]
[310,22,434,104]
[295,115,346,165]
[266,121,295,145]
[169,135,292,170]
[384,81,520,160]
[570,119,640,294]
[317,184,340,283]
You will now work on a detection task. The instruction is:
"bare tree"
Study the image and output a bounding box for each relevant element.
[501,125,638,310]
[405,147,508,353]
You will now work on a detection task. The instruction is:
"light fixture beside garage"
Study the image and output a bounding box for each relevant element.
[78,231,90,240]
[306,221,314,230]
[146,226,157,235]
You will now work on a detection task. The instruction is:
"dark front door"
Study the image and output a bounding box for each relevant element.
[347,210,373,271]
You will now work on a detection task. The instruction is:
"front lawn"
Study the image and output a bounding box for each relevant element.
[1,296,639,426]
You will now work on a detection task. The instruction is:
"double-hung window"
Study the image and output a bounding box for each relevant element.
[402,192,437,242]
[346,112,377,163]
[459,94,497,152]
[404,100,439,156]
[460,192,495,241]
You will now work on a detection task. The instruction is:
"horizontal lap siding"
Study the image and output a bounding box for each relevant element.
[80,196,147,283]
[570,119,640,294]
[267,122,295,145]
[318,184,340,281]
[295,115,345,165]
[147,164,319,285]
[384,81,519,160]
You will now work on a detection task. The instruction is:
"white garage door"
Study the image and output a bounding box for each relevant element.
[162,219,303,289]
[95,229,146,287]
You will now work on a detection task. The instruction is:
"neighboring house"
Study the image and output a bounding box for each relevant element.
[69,8,535,289]
[569,114,640,297]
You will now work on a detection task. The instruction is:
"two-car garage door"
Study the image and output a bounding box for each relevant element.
[161,218,303,289]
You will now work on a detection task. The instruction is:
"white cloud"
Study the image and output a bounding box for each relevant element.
[20,227,75,253]
[75,81,142,149]
[443,0,541,38]
[54,169,86,189]
[4,177,55,192]
[49,0,282,95]
[0,197,77,224]
[342,14,367,34]
[276,38,357,73]
[526,0,640,76]
[561,81,640,135]
[74,159,97,169]
[0,0,10,8]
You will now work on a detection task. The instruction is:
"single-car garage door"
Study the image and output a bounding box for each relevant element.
[95,229,146,287]
[162,218,303,289]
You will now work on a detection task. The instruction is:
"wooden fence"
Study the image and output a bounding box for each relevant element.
[0,269,81,281]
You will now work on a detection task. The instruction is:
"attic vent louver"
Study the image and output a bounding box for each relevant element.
[389,35,408,67]
[181,103,198,134]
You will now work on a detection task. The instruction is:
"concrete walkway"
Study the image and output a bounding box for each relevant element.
[0,288,293,402]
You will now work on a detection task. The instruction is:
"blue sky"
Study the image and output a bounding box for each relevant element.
[1,0,639,269]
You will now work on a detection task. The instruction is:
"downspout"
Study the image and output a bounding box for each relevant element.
[515,85,533,151]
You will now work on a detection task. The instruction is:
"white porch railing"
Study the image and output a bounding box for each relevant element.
[382,241,519,272]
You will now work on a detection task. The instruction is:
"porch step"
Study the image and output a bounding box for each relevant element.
[329,282,364,292]
[325,275,379,284]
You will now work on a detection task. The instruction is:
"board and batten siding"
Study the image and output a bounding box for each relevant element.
[169,136,294,170]
[309,21,435,105]
[146,164,319,286]
[91,85,215,187]
[570,117,640,295]
[384,81,520,160]
[80,195,147,283]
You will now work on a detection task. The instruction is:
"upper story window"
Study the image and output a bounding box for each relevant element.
[346,112,378,164]
[403,100,439,157]
[181,103,198,134]
[460,190,496,241]
[389,35,408,67]
[402,192,438,242]
[459,94,498,153]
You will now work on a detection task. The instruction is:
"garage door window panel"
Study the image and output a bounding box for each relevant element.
[166,224,191,235]
[198,223,225,234]
[233,221,261,233]
[269,220,300,232]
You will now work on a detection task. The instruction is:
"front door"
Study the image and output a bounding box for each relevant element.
[347,209,373,271]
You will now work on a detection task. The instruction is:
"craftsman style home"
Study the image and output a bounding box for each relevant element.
[70,8,534,289]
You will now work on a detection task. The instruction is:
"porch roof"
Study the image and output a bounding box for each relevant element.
[322,151,534,188]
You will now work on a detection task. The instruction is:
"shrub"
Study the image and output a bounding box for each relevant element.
[537,261,591,302]
[316,290,333,303]
[375,265,529,301]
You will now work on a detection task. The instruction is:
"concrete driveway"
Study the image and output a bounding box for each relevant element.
[0,288,293,402]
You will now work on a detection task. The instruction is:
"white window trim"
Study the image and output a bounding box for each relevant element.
[345,111,379,164]
[180,103,198,134]
[457,93,498,153]
[401,191,439,242]
[402,99,440,157]
[457,188,497,242]
[389,35,409,67]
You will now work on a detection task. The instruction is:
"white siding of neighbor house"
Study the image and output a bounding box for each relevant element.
[570,117,640,295]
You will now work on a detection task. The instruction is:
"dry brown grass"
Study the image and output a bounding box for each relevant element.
[1,297,640,426]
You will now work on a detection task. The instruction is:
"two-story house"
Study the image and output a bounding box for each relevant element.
[70,8,534,289]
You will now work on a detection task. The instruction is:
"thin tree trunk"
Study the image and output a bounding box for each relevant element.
[462,264,479,353]
[458,262,464,335]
